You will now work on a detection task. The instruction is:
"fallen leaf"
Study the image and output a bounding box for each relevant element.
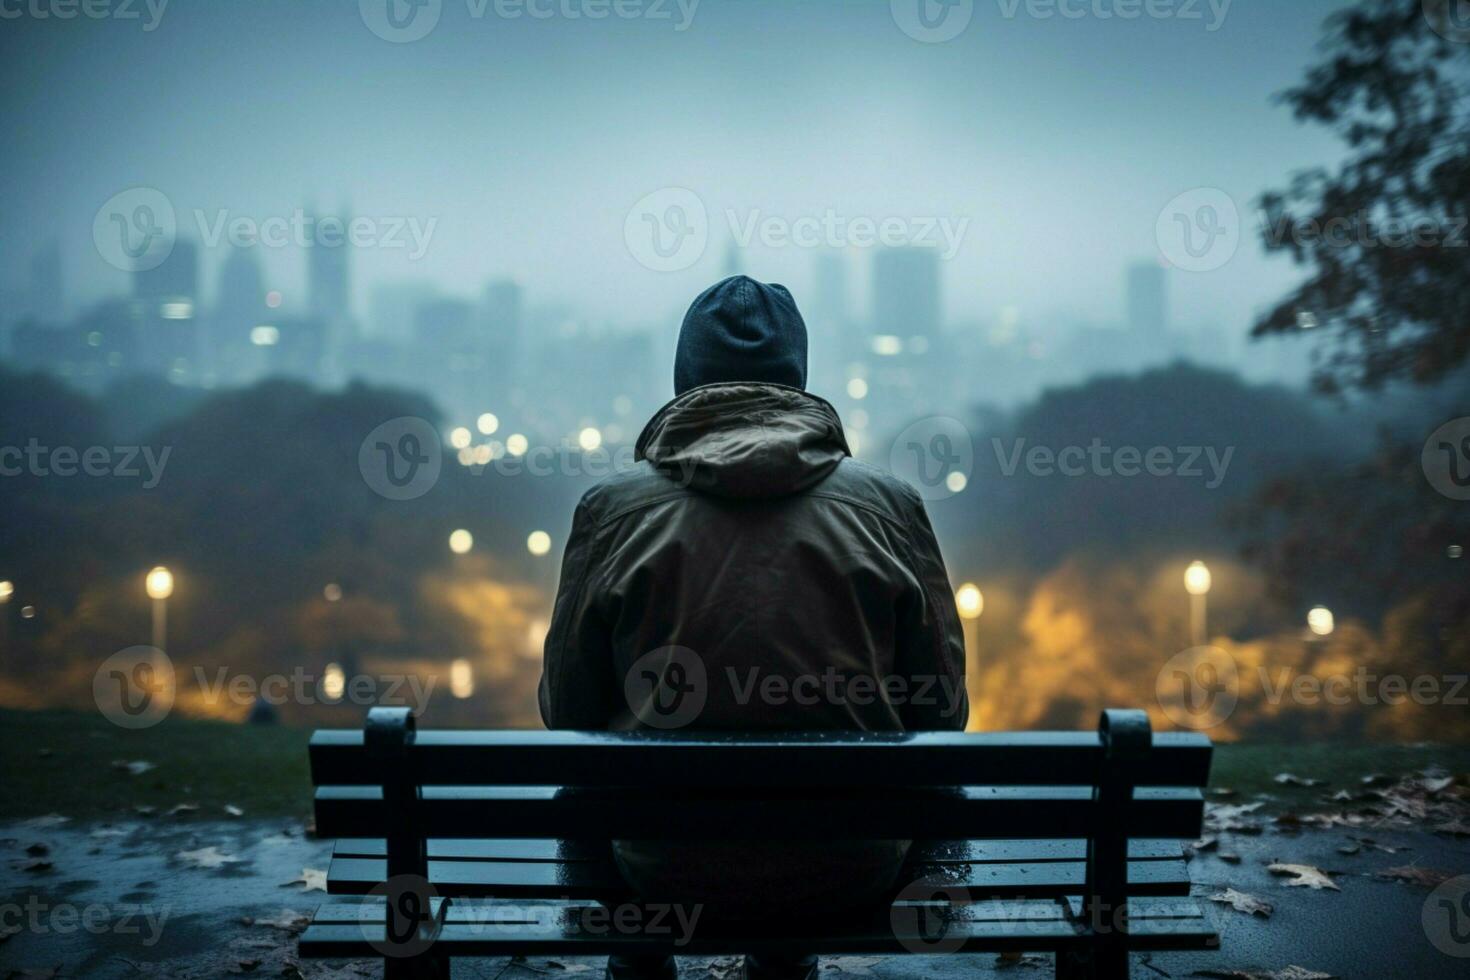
[247,910,311,933]
[1360,774,1391,787]
[1219,852,1242,864]
[229,959,261,974]
[176,846,243,869]
[1192,969,1335,980]
[1208,888,1274,917]
[996,952,1050,970]
[112,759,156,776]
[825,956,883,975]
[25,843,49,856]
[1266,863,1340,891]
[20,815,70,829]
[1375,865,1456,888]
[134,805,156,817]
[281,868,328,892]
[1435,820,1470,837]
[1190,836,1219,853]
[543,963,595,974]
[224,804,245,817]
[1274,774,1325,788]
[168,803,200,818]
[21,858,53,872]
[1422,776,1455,795]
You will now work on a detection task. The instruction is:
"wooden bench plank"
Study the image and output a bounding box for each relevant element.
[314,786,1204,840]
[330,837,1185,864]
[299,896,1216,958]
[309,729,1212,789]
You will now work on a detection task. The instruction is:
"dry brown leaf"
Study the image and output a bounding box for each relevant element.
[1375,865,1456,888]
[280,868,328,892]
[177,846,243,869]
[1266,863,1340,890]
[1208,888,1274,917]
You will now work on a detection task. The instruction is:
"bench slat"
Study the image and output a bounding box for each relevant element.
[324,854,1192,898]
[314,786,1205,841]
[309,729,1212,789]
[299,896,1216,958]
[330,837,1185,863]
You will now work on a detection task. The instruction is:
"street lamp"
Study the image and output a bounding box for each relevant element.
[145,566,173,652]
[1184,561,1211,647]
[955,583,984,732]
[955,583,984,620]
[1307,606,1335,638]
[449,529,474,555]
[527,531,552,557]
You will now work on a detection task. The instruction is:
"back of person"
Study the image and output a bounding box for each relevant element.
[539,276,968,980]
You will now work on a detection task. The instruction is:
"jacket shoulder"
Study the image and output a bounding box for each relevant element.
[577,460,688,526]
[809,457,923,526]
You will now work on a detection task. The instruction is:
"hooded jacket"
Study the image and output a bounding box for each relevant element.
[537,381,968,918]
[538,381,968,734]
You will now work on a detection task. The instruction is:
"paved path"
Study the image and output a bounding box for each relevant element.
[3,818,1468,978]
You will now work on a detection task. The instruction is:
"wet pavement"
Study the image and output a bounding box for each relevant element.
[2,817,1468,978]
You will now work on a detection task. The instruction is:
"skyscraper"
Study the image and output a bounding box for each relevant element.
[307,208,351,323]
[1126,262,1168,340]
[483,279,523,375]
[132,239,200,380]
[872,247,941,340]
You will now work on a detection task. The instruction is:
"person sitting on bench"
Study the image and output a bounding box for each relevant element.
[540,275,969,980]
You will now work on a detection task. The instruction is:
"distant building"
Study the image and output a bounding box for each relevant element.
[131,239,200,381]
[209,245,267,384]
[482,279,523,377]
[872,247,941,341]
[1126,262,1168,341]
[369,281,438,342]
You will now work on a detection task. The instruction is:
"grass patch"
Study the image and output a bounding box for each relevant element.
[4,708,1468,822]
[0,708,313,821]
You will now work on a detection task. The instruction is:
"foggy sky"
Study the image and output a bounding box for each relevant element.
[1,0,1352,336]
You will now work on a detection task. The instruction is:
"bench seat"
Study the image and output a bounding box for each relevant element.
[322,837,1195,899]
[300,894,1216,959]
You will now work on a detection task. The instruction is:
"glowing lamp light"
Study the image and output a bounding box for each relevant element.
[946,472,968,493]
[265,290,282,309]
[477,412,499,435]
[1307,606,1335,637]
[506,433,529,457]
[249,325,279,346]
[145,566,174,600]
[449,529,474,554]
[846,378,869,400]
[450,658,474,699]
[527,530,552,557]
[323,583,342,602]
[449,427,472,450]
[1183,561,1212,597]
[322,663,345,701]
[0,580,12,602]
[578,427,603,452]
[955,583,984,621]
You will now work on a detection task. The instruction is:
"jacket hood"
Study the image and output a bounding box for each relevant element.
[635,383,850,499]
[674,276,808,395]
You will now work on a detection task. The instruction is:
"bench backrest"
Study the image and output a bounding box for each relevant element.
[310,708,1211,842]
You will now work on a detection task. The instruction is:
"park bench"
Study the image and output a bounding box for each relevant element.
[301,706,1217,979]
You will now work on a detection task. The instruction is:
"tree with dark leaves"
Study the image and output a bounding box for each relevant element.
[1254,0,1470,394]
